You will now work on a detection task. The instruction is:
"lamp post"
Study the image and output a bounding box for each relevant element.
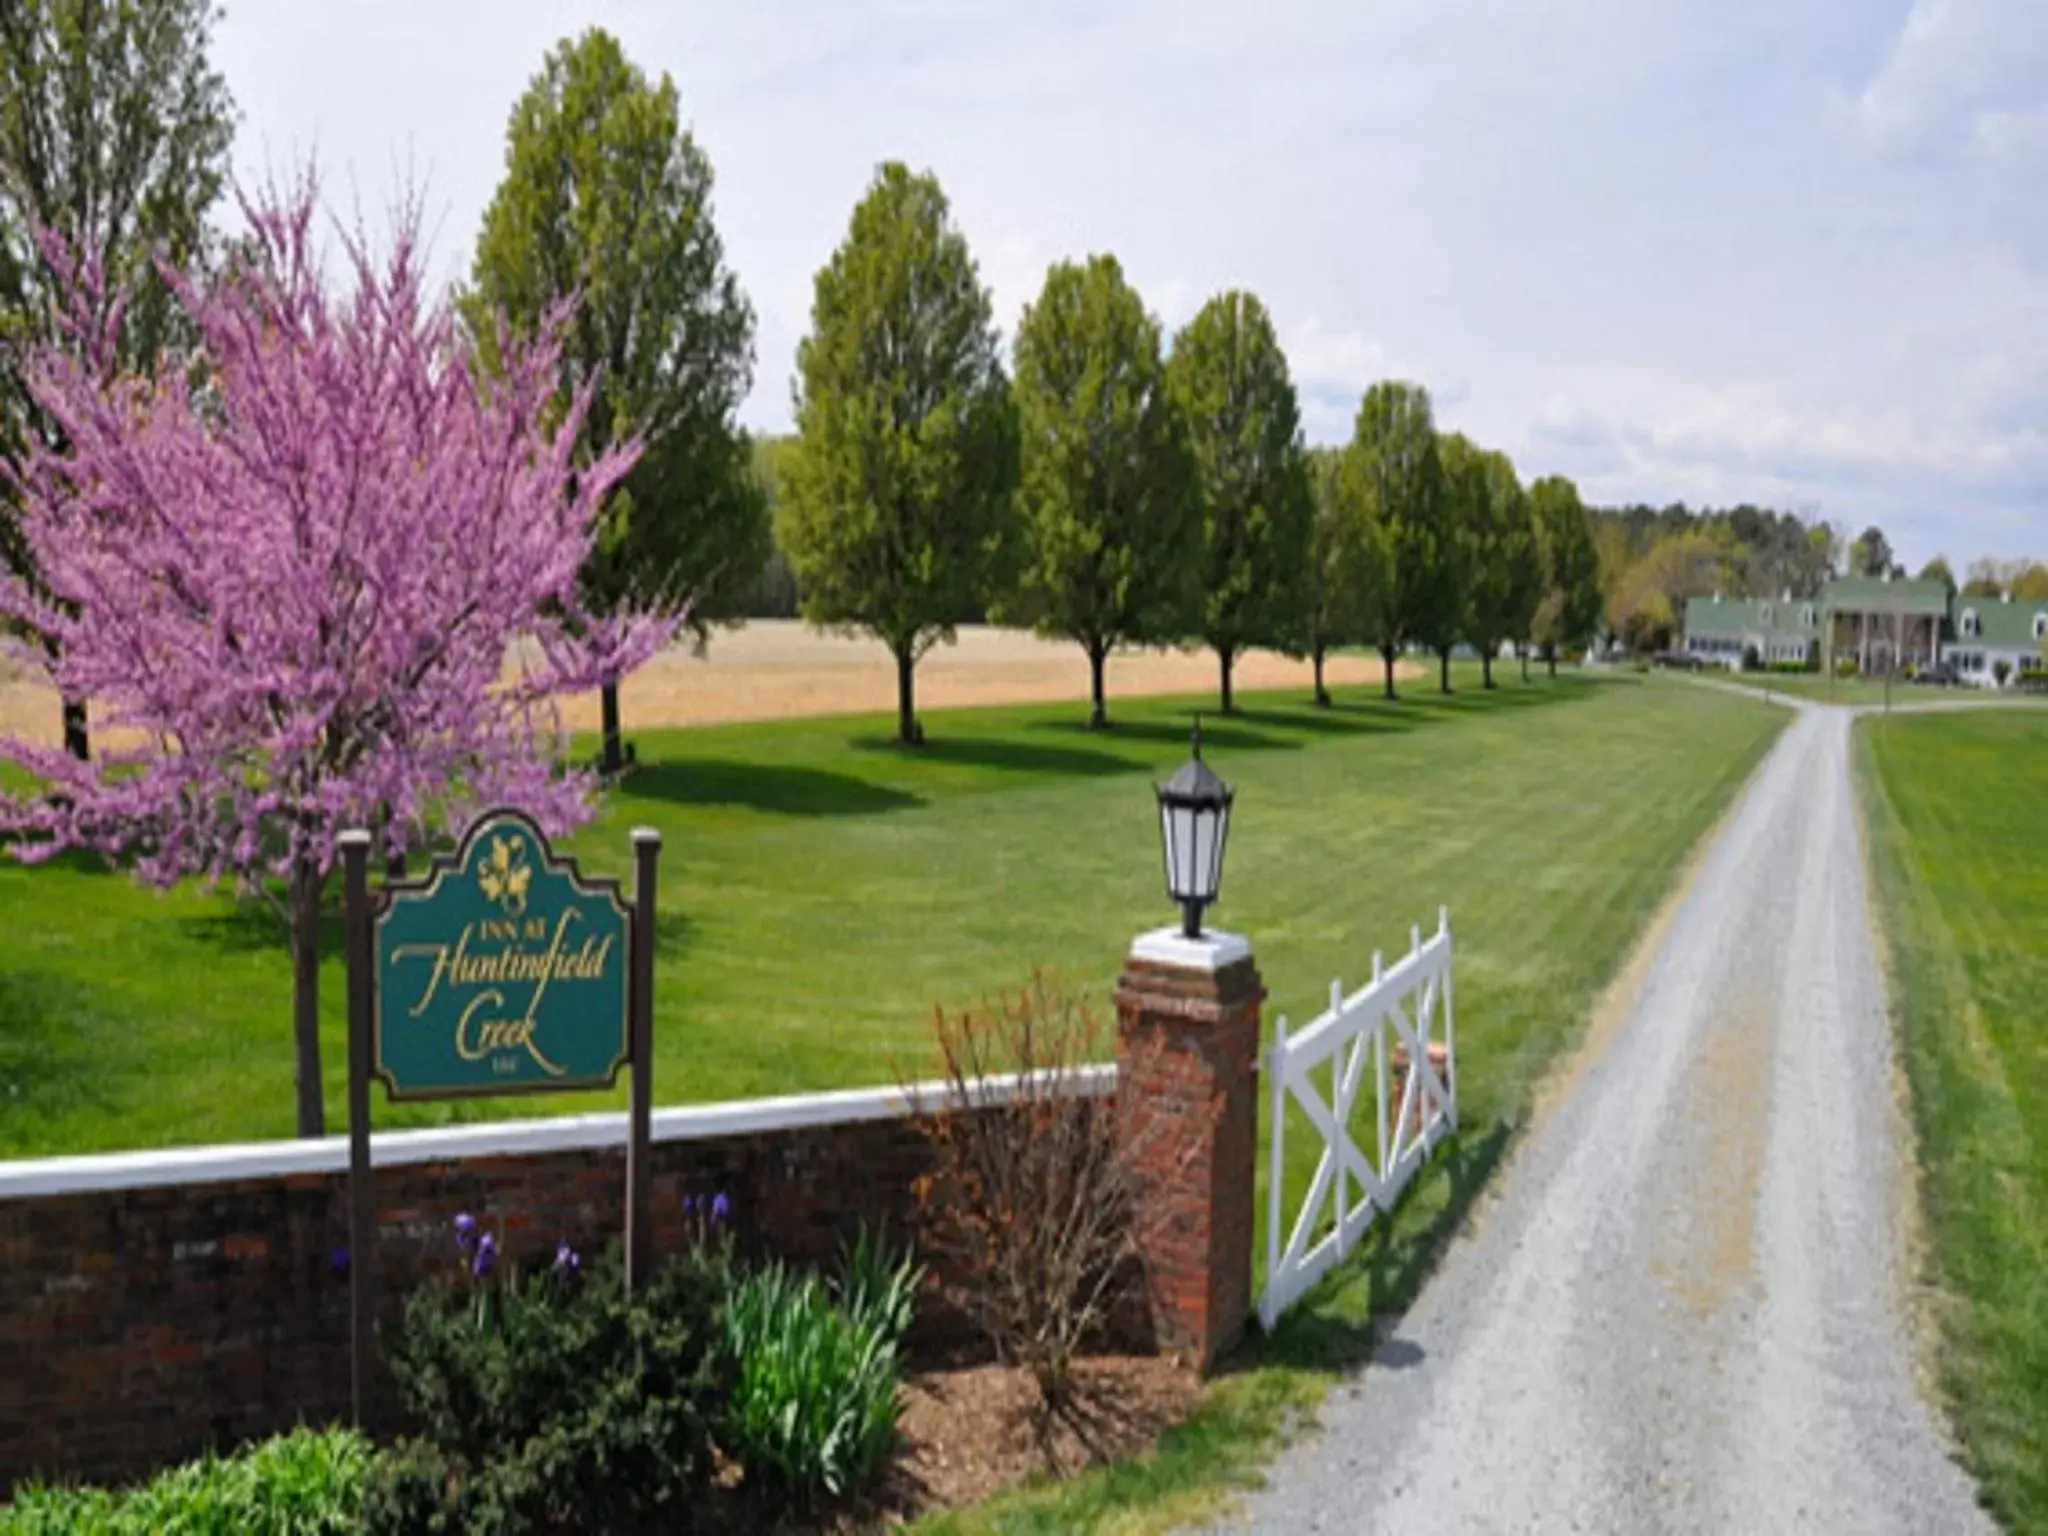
[1118,713,1262,1368]
[1154,717,1235,940]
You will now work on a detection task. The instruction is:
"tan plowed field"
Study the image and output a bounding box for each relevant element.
[0,621,1422,747]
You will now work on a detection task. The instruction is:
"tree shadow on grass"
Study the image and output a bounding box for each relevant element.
[0,838,123,878]
[1218,1119,1513,1379]
[652,908,692,961]
[0,970,132,1134]
[180,897,334,958]
[850,734,1141,778]
[1026,716,1301,756]
[1381,679,1594,721]
[620,759,924,818]
[1230,705,1416,739]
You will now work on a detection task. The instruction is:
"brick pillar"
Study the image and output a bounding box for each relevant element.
[1113,926,1264,1370]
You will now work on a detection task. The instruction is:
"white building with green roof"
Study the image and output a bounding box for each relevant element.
[1948,593,2048,687]
[1682,593,1819,669]
[1680,571,2048,687]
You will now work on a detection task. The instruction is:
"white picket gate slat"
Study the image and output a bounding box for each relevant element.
[1258,908,1457,1332]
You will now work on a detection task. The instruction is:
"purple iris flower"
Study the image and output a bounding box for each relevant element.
[552,1240,580,1279]
[472,1231,498,1279]
[453,1213,478,1253]
[710,1192,730,1227]
[329,1247,350,1280]
[682,1193,698,1217]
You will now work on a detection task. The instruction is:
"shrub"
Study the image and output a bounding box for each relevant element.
[907,972,1214,1456]
[721,1242,914,1507]
[2,1427,370,1536]
[834,1223,923,1346]
[371,1237,734,1535]
[1836,654,1860,678]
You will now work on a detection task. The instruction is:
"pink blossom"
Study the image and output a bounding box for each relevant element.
[0,169,676,890]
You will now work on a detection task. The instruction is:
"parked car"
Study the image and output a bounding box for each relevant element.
[1653,650,1705,672]
[1911,663,1960,687]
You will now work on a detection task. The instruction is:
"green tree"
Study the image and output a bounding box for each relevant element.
[2011,562,2048,601]
[1347,381,1442,700]
[1298,446,1385,706]
[1530,475,1601,676]
[1962,557,2005,599]
[1417,431,1477,693]
[1164,291,1312,713]
[1917,555,1957,597]
[1010,255,1197,728]
[1850,524,1895,579]
[780,162,1018,746]
[1531,479,1605,675]
[467,28,765,775]
[1459,443,1536,689]
[0,0,234,761]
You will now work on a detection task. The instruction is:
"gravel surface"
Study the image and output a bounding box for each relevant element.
[1202,702,1990,1535]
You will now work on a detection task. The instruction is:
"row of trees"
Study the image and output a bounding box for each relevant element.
[776,169,1605,742]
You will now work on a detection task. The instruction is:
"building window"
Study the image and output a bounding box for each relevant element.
[2034,613,2047,641]
[1961,608,1978,638]
[1802,605,1814,628]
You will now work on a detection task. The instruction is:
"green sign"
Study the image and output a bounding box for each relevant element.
[373,809,631,1100]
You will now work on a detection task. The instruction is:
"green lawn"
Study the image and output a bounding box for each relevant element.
[1858,710,2048,1532]
[0,668,1780,1158]
[1717,671,1919,706]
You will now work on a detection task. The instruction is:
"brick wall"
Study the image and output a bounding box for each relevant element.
[0,1075,1113,1495]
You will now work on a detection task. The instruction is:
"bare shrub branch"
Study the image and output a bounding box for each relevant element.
[905,971,1217,1463]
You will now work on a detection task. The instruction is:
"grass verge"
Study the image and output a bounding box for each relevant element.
[1857,709,2048,1531]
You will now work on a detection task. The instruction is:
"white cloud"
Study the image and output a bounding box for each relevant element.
[210,0,2048,569]
[1847,0,2048,160]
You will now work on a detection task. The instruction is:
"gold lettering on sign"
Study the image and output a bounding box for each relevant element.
[454,990,569,1076]
[389,904,618,1077]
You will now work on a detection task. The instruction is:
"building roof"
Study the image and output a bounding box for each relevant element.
[1821,575,1949,617]
[1682,595,1817,640]
[1952,597,2048,649]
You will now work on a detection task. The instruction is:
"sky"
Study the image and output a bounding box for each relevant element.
[212,0,2048,572]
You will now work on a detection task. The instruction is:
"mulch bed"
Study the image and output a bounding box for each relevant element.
[710,1355,1203,1532]
[884,1355,1202,1517]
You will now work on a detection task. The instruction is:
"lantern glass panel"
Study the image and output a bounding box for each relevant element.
[1206,802,1231,897]
[1172,801,1200,897]
[1191,806,1218,901]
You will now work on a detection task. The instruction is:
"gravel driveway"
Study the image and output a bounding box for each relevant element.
[1200,702,1990,1534]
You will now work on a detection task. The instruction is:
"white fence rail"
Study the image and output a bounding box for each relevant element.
[1258,909,1457,1331]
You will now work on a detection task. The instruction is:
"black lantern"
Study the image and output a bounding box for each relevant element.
[1155,717,1234,939]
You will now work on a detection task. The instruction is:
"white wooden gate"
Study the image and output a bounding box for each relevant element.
[1258,909,1457,1331]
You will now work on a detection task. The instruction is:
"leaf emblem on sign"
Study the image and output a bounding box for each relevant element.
[477,834,532,917]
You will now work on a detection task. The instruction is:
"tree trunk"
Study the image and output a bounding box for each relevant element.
[1520,646,1530,683]
[1379,644,1399,702]
[1312,643,1330,707]
[1482,650,1496,689]
[599,680,626,775]
[1087,640,1109,730]
[1547,645,1558,680]
[61,697,88,761]
[895,645,922,745]
[289,858,326,1139]
[1218,646,1235,714]
[1438,647,1453,694]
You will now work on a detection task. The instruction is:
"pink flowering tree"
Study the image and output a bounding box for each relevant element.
[0,175,673,1137]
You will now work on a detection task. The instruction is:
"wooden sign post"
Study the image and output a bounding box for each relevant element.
[338,810,660,1426]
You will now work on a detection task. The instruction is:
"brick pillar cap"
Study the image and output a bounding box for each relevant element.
[1128,926,1252,972]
